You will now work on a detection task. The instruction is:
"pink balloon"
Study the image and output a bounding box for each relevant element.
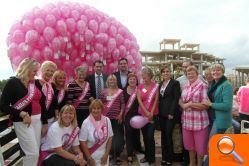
[88,19,98,33]
[25,30,39,45]
[115,34,124,45]
[73,57,82,66]
[51,37,61,51]
[37,36,46,49]
[99,22,108,33]
[109,25,117,37]
[18,42,32,57]
[107,38,116,52]
[130,116,148,129]
[7,43,18,58]
[12,30,25,44]
[112,48,120,60]
[60,6,70,18]
[43,27,55,42]
[92,52,100,62]
[56,20,67,36]
[51,8,61,19]
[22,19,33,32]
[84,30,94,43]
[32,49,42,61]
[71,10,80,20]
[66,18,76,32]
[34,18,45,33]
[45,14,56,27]
[119,45,126,57]
[95,33,108,44]
[42,46,53,59]
[95,43,103,55]
[77,20,87,34]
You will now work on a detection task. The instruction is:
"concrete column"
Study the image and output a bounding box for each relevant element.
[171,63,174,73]
[164,53,168,62]
[178,42,180,50]
[238,71,241,87]
[235,70,238,88]
[242,72,245,85]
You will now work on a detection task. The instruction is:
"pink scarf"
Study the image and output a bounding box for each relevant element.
[41,80,54,110]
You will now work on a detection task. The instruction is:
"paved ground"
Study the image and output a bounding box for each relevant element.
[110,130,182,166]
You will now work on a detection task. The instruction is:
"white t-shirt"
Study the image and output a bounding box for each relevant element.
[79,116,113,163]
[41,121,80,151]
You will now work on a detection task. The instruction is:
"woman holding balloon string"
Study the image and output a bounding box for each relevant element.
[0,58,47,166]
[123,73,143,165]
[67,66,92,127]
[52,70,68,111]
[99,74,125,165]
[137,67,159,166]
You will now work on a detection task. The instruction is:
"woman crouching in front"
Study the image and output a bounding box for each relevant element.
[40,105,85,166]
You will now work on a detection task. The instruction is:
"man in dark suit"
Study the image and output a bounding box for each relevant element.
[113,58,131,90]
[85,60,107,99]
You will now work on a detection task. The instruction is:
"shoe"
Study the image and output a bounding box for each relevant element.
[116,157,122,165]
[166,161,172,165]
[136,148,145,154]
[127,156,133,165]
[161,160,167,166]
[140,157,147,163]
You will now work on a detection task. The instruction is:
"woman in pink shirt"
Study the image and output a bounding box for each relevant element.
[179,66,209,166]
[237,78,249,122]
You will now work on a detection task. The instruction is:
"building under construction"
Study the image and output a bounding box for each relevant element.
[140,39,224,81]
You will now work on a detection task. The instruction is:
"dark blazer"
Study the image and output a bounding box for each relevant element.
[85,73,107,99]
[158,79,181,118]
[113,71,131,90]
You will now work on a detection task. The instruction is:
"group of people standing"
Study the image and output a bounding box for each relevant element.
[0,56,237,166]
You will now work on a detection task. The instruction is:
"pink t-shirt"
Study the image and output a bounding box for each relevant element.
[237,86,249,115]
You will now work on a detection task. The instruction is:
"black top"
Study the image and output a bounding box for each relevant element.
[52,83,67,111]
[37,81,58,119]
[123,88,139,119]
[158,79,181,119]
[0,77,47,124]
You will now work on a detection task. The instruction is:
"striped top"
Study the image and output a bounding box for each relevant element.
[67,80,91,112]
[100,88,125,119]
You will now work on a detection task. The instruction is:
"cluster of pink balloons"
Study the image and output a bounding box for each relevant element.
[7,2,142,78]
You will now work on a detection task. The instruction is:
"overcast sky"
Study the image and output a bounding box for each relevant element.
[0,0,249,79]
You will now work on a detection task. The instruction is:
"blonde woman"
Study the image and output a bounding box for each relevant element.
[39,61,58,128]
[67,66,92,127]
[40,105,85,166]
[137,67,159,166]
[100,74,125,165]
[0,58,47,166]
[52,70,67,110]
[80,100,113,166]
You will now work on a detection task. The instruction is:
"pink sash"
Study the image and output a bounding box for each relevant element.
[38,127,80,166]
[124,88,137,115]
[13,81,36,110]
[138,83,159,116]
[183,79,203,103]
[57,89,65,104]
[73,82,90,108]
[41,81,54,110]
[88,115,108,155]
[102,89,123,115]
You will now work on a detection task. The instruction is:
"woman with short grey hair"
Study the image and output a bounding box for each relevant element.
[67,66,92,127]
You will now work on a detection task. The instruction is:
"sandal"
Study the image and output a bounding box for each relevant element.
[140,157,147,163]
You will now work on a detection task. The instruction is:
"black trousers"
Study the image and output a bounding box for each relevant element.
[110,119,125,160]
[141,116,157,164]
[42,154,75,166]
[124,116,142,157]
[159,116,175,162]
